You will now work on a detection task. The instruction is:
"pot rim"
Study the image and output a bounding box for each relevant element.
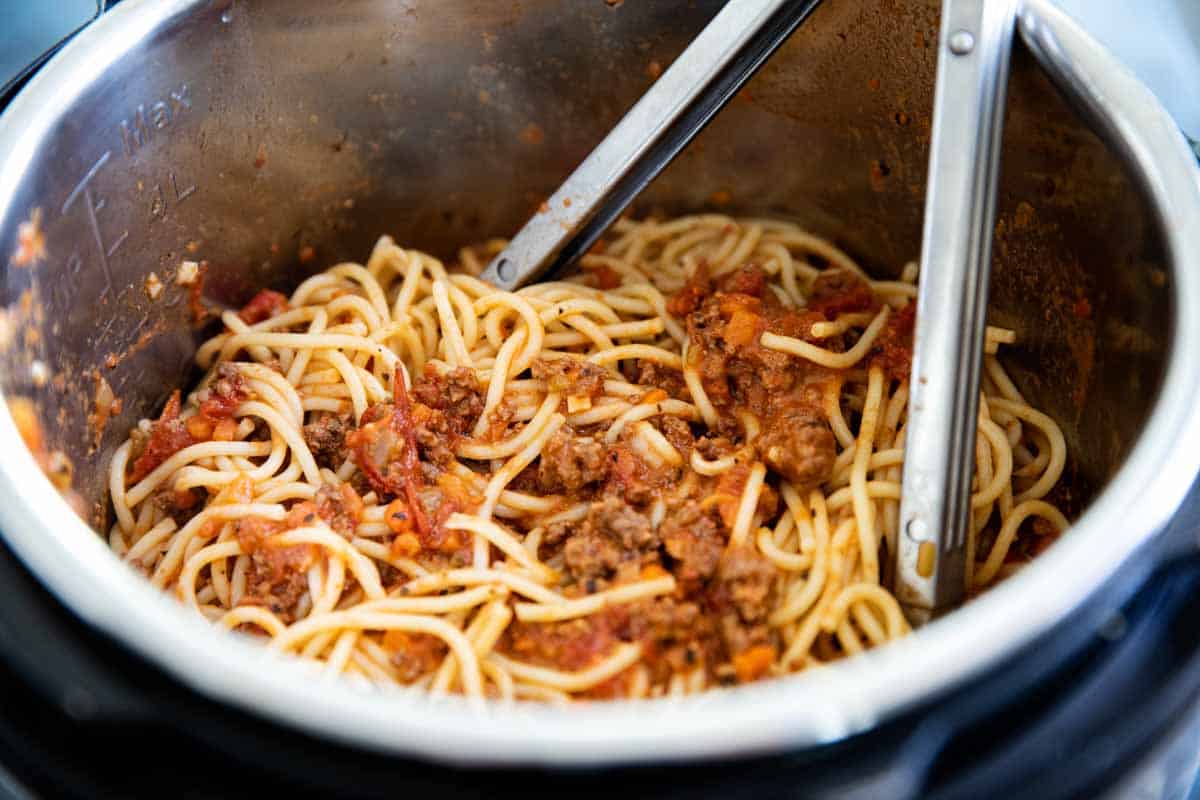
[1,0,1199,766]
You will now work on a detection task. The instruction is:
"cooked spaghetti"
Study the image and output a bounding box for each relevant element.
[107,214,1069,703]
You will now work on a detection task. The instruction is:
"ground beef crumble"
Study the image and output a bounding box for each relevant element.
[627,359,689,399]
[754,406,836,489]
[679,265,848,486]
[411,365,484,434]
[659,501,724,585]
[710,545,777,659]
[234,516,318,622]
[546,497,659,583]
[303,412,354,469]
[531,356,608,397]
[537,430,608,492]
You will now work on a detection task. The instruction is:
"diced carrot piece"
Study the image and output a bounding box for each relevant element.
[640,389,668,405]
[392,532,421,557]
[185,414,214,441]
[382,630,411,653]
[439,531,463,553]
[724,309,761,347]
[640,563,669,580]
[385,498,415,534]
[195,519,222,542]
[733,644,777,683]
[212,417,238,441]
[9,398,43,454]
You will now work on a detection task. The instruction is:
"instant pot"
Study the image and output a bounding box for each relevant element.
[3,1,1200,797]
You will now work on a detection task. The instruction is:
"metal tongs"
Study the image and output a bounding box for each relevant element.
[480,0,823,289]
[894,0,1017,624]
[483,0,1018,627]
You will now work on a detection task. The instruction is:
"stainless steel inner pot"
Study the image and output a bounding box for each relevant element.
[1,0,1199,767]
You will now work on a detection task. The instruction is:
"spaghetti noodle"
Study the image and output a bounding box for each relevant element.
[107,214,1069,701]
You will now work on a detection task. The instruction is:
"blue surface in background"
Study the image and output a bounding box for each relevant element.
[0,0,100,97]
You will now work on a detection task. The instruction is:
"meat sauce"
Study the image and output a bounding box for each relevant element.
[190,265,915,690]
[127,363,248,483]
[347,366,485,557]
[237,289,290,324]
[229,481,370,620]
[127,286,290,484]
[531,356,608,398]
[222,366,490,623]
[871,299,916,381]
[492,264,914,693]
[235,515,320,620]
[685,266,849,486]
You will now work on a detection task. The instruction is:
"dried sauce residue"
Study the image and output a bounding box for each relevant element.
[992,200,1096,415]
[176,260,201,286]
[144,272,164,300]
[3,287,47,364]
[869,159,891,192]
[7,396,85,517]
[185,261,210,325]
[88,371,122,451]
[1013,200,1036,230]
[103,320,165,371]
[1071,330,1095,409]
[519,122,545,146]
[11,208,46,267]
[0,309,13,352]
